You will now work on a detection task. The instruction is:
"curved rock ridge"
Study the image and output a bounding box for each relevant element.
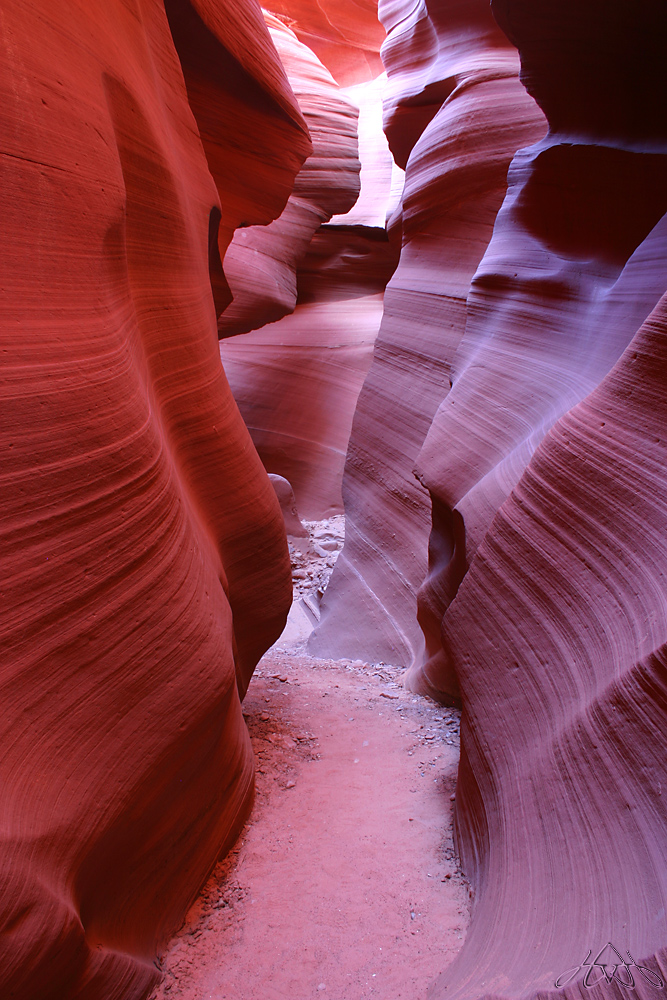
[220,288,388,518]
[264,1,386,85]
[433,291,667,1000]
[218,11,361,338]
[0,1,310,997]
[221,52,400,519]
[329,73,404,229]
[164,0,311,313]
[308,0,546,664]
[400,1,667,998]
[492,0,667,144]
[410,4,667,698]
[410,151,667,696]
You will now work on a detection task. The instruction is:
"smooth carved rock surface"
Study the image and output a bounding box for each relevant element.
[0,2,310,998]
[218,12,361,337]
[410,0,667,698]
[221,292,386,518]
[309,0,546,664]
[264,1,386,84]
[434,294,667,1000]
[221,55,400,519]
[165,0,311,312]
[329,73,404,230]
[404,1,667,998]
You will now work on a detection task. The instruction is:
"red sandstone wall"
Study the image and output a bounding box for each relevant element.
[0,2,309,997]
[309,0,546,663]
[437,296,667,1000]
[220,39,399,518]
[220,284,388,518]
[218,12,361,338]
[408,1,667,998]
[5,1,666,998]
[265,1,386,84]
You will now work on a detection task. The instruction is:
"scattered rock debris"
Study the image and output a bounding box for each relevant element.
[289,514,345,603]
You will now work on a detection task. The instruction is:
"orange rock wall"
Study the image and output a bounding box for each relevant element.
[221,288,387,517]
[0,2,309,997]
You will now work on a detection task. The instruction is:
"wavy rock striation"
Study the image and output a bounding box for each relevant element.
[411,0,667,698]
[221,66,400,518]
[433,295,667,1000]
[404,1,667,998]
[218,11,361,337]
[264,0,386,84]
[309,0,545,663]
[220,238,395,517]
[165,0,311,312]
[0,2,309,997]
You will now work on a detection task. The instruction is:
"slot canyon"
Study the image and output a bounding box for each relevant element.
[1,0,667,998]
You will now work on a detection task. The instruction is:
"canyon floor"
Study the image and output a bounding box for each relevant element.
[150,521,469,1000]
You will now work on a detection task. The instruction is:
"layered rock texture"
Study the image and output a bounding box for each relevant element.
[437,296,667,1000]
[0,1,310,997]
[310,0,546,662]
[218,12,361,338]
[264,0,386,84]
[220,61,400,518]
[411,0,667,696]
[5,1,667,1000]
[403,1,667,998]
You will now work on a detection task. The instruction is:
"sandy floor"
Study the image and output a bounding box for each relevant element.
[150,523,469,1000]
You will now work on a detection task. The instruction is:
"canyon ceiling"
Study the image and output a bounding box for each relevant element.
[1,0,666,999]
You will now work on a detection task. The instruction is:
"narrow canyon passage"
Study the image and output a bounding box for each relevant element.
[150,522,469,1000]
[3,2,667,1000]
[151,647,467,1000]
